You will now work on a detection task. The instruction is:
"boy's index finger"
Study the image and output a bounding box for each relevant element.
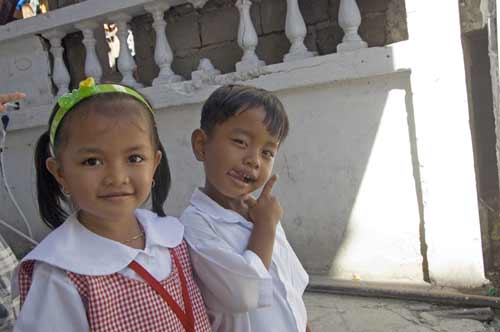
[260,174,278,198]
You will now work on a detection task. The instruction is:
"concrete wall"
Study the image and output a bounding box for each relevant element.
[1,56,423,282]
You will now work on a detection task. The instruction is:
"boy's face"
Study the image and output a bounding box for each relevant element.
[192,107,280,208]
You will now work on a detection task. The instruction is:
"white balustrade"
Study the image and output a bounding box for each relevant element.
[284,0,315,62]
[42,30,70,96]
[235,0,265,72]
[337,0,367,52]
[75,21,103,83]
[192,58,221,83]
[109,13,143,88]
[186,0,209,8]
[144,1,182,86]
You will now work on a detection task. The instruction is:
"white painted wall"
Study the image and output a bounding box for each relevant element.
[404,0,487,287]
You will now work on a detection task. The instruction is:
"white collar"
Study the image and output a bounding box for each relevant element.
[190,188,250,225]
[22,209,184,275]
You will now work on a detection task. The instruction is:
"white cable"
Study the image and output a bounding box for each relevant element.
[0,218,37,246]
[0,127,37,244]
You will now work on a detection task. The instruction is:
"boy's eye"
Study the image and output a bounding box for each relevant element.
[129,154,145,163]
[263,150,275,158]
[82,158,102,166]
[232,138,246,146]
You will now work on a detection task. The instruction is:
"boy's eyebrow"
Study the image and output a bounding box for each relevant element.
[231,128,280,147]
[230,128,252,136]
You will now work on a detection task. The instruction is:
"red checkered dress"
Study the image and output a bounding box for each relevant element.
[18,241,211,332]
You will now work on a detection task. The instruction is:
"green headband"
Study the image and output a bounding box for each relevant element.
[50,77,153,146]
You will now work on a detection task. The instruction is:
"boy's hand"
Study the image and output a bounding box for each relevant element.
[245,175,282,229]
[245,175,282,269]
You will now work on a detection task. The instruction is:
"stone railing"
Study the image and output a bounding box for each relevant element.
[0,0,368,110]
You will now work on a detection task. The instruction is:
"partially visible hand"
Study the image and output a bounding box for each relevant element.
[245,175,282,230]
[0,92,25,112]
[306,321,312,332]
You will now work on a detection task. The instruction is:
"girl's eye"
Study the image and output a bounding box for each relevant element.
[129,155,145,163]
[82,158,102,166]
[263,150,275,158]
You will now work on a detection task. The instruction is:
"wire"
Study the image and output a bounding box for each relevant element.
[0,218,37,246]
[0,126,38,245]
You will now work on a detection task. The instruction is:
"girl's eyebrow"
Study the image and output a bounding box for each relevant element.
[125,145,148,152]
[76,147,103,154]
[76,145,148,154]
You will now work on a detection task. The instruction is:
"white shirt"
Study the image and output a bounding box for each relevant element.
[180,189,309,332]
[12,209,184,332]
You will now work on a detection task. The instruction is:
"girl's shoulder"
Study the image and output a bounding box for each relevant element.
[21,210,185,276]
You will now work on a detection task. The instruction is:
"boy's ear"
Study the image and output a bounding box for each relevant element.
[191,128,208,162]
[46,157,69,191]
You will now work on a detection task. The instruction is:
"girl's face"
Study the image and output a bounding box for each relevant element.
[46,103,161,226]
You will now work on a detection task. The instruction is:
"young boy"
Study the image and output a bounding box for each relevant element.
[180,85,310,332]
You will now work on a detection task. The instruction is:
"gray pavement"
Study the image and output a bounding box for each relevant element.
[305,291,500,332]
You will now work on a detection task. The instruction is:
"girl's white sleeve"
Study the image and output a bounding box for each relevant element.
[14,261,88,332]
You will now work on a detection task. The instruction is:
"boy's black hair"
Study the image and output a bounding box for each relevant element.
[34,91,171,229]
[200,84,289,142]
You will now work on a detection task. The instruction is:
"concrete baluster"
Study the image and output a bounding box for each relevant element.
[144,1,182,86]
[337,0,367,52]
[284,0,315,62]
[109,13,143,88]
[43,30,70,96]
[235,0,264,72]
[75,21,103,82]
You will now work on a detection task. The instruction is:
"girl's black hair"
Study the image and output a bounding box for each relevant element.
[34,90,171,229]
[200,84,289,142]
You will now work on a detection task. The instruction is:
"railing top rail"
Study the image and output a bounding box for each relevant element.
[0,0,189,44]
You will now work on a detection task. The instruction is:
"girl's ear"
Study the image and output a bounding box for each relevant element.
[153,150,162,173]
[191,128,208,162]
[46,157,68,191]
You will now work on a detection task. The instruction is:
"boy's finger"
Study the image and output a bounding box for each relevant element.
[243,195,257,208]
[260,175,278,198]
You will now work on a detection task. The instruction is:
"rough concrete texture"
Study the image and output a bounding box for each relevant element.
[460,0,485,34]
[305,292,500,332]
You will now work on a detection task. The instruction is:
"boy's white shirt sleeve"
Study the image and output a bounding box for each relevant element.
[182,213,273,313]
[14,261,88,332]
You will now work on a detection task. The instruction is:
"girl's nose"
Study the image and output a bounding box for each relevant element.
[103,164,130,185]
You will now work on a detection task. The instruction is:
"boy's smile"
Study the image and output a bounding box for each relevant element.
[192,107,279,210]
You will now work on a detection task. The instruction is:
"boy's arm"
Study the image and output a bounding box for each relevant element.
[245,175,282,269]
[182,214,273,313]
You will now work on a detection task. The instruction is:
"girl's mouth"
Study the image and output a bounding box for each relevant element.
[99,192,133,199]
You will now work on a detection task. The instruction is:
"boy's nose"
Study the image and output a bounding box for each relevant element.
[243,151,260,169]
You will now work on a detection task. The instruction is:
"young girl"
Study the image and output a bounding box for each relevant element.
[12,78,211,332]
